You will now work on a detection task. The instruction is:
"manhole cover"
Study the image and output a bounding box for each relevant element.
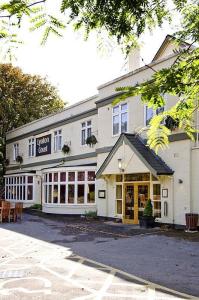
[0,270,28,279]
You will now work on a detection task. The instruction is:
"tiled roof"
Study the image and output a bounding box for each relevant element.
[96,133,174,178]
[124,133,174,175]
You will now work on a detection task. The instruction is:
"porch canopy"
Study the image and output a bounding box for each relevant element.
[96,133,174,178]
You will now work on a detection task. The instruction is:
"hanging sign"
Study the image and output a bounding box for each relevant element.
[36,134,51,156]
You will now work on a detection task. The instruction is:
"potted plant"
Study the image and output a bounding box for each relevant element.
[86,135,97,147]
[139,199,155,228]
[16,155,23,164]
[62,144,70,154]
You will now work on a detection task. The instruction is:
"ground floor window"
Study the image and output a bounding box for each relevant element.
[43,170,95,205]
[152,184,161,218]
[116,184,122,215]
[5,175,34,201]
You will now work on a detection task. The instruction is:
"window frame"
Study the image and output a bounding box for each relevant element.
[54,129,62,152]
[5,174,34,202]
[144,105,165,127]
[43,168,96,205]
[112,103,128,137]
[28,138,35,157]
[81,120,92,145]
[13,143,19,161]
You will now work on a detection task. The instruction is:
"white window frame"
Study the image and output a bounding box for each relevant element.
[54,129,62,152]
[81,120,92,145]
[13,143,19,161]
[144,105,165,126]
[4,174,34,202]
[112,103,128,136]
[43,168,96,205]
[28,138,35,157]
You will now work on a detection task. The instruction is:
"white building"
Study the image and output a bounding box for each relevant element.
[5,35,199,226]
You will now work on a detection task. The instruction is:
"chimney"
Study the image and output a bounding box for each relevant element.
[127,47,141,72]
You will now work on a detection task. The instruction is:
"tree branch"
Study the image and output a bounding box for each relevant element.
[0,0,46,19]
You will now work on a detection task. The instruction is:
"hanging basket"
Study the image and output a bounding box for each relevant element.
[86,135,97,147]
[4,158,10,166]
[16,155,23,164]
[165,116,179,130]
[62,144,70,154]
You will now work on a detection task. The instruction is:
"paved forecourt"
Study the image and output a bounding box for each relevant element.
[0,227,196,300]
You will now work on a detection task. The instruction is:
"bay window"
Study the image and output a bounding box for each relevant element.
[5,175,34,201]
[43,169,95,205]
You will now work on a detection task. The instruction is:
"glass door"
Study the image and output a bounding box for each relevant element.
[123,183,150,224]
[138,184,150,220]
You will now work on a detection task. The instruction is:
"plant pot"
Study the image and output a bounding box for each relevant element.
[139,216,155,228]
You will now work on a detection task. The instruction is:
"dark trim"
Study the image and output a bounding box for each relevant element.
[95,92,124,108]
[7,108,98,144]
[6,152,97,171]
[168,132,190,142]
[42,162,97,170]
[96,146,113,154]
[4,170,36,176]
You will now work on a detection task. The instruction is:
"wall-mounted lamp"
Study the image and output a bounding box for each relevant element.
[118,158,124,172]
[178,179,183,184]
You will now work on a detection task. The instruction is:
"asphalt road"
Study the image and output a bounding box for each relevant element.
[0,213,198,299]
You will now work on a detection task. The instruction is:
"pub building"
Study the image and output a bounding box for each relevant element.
[4,36,199,226]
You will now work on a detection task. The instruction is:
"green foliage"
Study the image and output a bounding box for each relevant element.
[0,63,65,195]
[30,203,42,210]
[0,1,198,152]
[0,0,189,53]
[86,135,97,147]
[84,210,98,219]
[143,199,153,217]
[62,144,70,154]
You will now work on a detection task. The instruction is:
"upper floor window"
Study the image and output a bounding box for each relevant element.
[112,103,128,136]
[28,138,35,157]
[145,106,164,126]
[81,120,92,145]
[54,129,62,152]
[13,143,19,161]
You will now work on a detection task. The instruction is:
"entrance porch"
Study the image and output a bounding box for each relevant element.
[96,133,174,225]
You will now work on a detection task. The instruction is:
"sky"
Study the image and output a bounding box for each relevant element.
[8,3,174,106]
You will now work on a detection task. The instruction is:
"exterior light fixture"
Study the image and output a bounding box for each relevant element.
[178,179,183,184]
[118,158,124,172]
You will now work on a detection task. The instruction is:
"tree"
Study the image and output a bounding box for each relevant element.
[0,63,65,194]
[0,1,198,151]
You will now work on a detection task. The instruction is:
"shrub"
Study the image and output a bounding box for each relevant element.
[143,199,153,217]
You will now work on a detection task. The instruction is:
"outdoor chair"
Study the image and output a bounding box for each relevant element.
[0,201,11,223]
[15,202,23,221]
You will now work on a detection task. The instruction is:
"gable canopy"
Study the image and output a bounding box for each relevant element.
[96,133,174,179]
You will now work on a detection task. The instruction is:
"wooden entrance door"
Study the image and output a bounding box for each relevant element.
[123,183,150,224]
